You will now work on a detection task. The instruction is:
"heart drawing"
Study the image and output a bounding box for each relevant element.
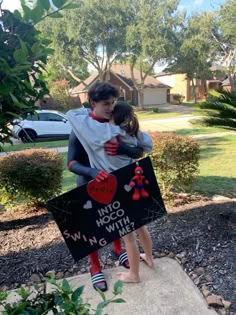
[87,174,117,205]
[124,184,132,192]
[83,200,92,209]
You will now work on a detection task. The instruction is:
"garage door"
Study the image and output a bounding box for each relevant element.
[143,88,167,105]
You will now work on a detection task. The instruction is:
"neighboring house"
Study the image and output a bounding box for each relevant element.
[155,73,221,102]
[222,78,231,91]
[71,64,170,106]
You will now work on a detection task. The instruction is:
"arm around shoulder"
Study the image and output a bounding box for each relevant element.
[137,131,153,153]
[67,131,98,179]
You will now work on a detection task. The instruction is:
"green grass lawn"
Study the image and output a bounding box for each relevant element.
[140,115,230,134]
[193,135,236,197]
[174,125,227,136]
[60,135,236,198]
[61,152,77,192]
[3,139,68,152]
[182,101,203,107]
[135,108,181,120]
[181,101,204,116]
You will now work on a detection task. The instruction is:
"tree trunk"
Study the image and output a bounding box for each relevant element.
[138,88,144,110]
[98,69,104,81]
[104,62,113,81]
[229,73,236,94]
[129,62,145,109]
[191,79,197,103]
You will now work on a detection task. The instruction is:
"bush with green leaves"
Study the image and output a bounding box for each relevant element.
[0,0,78,150]
[149,132,200,197]
[50,79,77,111]
[172,94,185,104]
[0,277,125,315]
[151,107,159,113]
[126,100,133,106]
[82,101,91,108]
[199,89,236,129]
[0,149,64,205]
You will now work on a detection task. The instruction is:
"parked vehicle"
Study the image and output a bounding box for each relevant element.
[10,110,72,142]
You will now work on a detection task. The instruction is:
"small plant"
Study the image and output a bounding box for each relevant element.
[50,79,76,111]
[149,132,200,197]
[0,277,125,315]
[82,101,91,108]
[172,93,185,104]
[126,99,133,106]
[152,107,159,113]
[0,149,64,206]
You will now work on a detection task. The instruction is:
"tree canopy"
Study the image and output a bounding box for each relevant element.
[0,0,75,149]
[166,0,236,96]
[166,12,218,102]
[64,0,130,80]
[37,15,89,88]
[216,0,236,92]
[126,0,182,108]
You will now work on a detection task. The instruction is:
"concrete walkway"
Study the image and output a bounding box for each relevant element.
[46,258,217,315]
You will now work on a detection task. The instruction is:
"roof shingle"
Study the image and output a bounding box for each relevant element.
[71,64,170,94]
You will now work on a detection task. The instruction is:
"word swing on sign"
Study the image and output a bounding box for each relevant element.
[47,157,166,261]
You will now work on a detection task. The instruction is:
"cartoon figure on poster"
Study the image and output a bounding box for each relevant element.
[129,163,149,201]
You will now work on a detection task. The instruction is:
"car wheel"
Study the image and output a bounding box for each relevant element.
[19,129,37,143]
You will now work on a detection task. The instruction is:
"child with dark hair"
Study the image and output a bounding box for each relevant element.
[112,101,139,136]
[67,100,154,284]
[88,81,119,103]
[68,81,146,291]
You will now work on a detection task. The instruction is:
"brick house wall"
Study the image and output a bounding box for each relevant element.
[74,73,139,105]
[108,73,137,104]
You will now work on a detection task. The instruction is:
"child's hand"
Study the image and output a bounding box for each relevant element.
[104,140,118,155]
[95,170,109,182]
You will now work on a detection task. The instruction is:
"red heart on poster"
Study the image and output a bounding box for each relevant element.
[87,174,117,205]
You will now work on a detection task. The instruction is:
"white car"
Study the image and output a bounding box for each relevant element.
[10,110,72,142]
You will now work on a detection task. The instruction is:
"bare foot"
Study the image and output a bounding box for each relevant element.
[116,272,140,283]
[140,253,154,268]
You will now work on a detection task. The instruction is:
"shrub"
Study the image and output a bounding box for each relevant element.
[39,95,82,111]
[198,89,236,129]
[50,79,78,111]
[149,132,200,196]
[151,107,159,113]
[172,93,185,104]
[82,101,91,108]
[0,149,64,205]
[0,277,125,315]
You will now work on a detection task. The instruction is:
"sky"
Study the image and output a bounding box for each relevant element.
[1,0,21,11]
[2,0,225,14]
[179,0,224,15]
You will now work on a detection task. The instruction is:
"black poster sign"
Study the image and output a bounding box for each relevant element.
[47,157,166,261]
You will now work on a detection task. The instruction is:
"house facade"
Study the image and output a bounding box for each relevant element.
[222,78,231,91]
[155,73,221,102]
[71,64,170,106]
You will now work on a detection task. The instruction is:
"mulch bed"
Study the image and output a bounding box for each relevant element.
[0,197,235,314]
